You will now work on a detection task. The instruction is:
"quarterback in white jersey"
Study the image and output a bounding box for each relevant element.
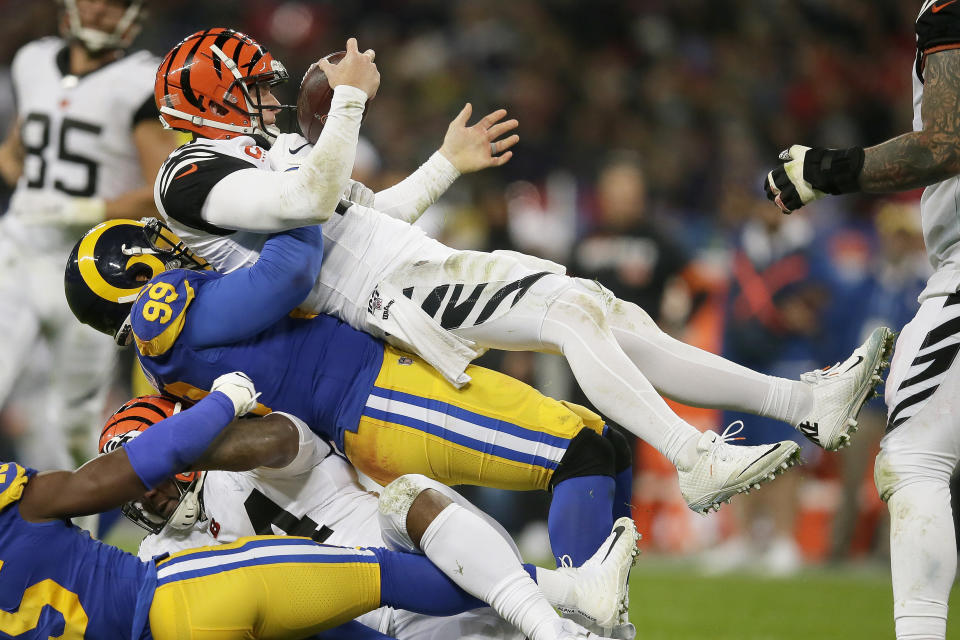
[152,30,891,515]
[765,3,960,638]
[99,396,638,640]
[0,0,178,470]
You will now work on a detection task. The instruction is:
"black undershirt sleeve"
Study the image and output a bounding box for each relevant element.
[158,149,254,236]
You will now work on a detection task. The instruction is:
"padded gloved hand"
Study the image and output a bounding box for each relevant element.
[211,371,260,416]
[342,179,375,207]
[764,144,864,214]
[10,190,107,226]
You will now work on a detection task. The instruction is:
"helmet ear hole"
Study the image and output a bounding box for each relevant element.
[210,102,229,117]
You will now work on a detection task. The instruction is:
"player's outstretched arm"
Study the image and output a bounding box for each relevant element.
[765,49,960,213]
[190,412,300,472]
[371,104,519,223]
[439,103,519,174]
[17,373,256,522]
[180,226,324,347]
[859,48,960,192]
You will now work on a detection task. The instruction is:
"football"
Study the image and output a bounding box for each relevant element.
[297,51,369,144]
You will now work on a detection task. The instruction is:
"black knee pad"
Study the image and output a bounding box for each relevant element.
[550,428,616,489]
[603,426,633,474]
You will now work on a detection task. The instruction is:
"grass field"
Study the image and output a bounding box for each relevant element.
[628,559,960,640]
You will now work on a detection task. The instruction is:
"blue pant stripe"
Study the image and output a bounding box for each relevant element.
[369,386,572,450]
[158,537,333,568]
[362,405,561,470]
[157,552,377,586]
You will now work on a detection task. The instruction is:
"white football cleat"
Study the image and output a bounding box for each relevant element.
[562,611,636,640]
[678,422,801,514]
[557,517,640,629]
[796,326,894,451]
[552,617,618,640]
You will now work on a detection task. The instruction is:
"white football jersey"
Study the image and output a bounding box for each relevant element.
[5,37,158,246]
[912,1,960,300]
[154,133,452,330]
[138,414,383,559]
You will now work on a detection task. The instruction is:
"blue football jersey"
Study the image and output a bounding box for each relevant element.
[0,463,156,639]
[131,269,384,448]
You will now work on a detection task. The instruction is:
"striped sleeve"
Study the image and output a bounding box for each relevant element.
[917,0,960,60]
[157,141,257,236]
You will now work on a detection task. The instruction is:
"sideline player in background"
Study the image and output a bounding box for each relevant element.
[99,394,637,638]
[764,3,960,637]
[0,0,177,470]
[0,373,620,640]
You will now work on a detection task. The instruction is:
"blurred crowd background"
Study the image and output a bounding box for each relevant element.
[0,0,939,573]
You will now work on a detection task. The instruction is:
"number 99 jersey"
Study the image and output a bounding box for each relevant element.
[6,36,158,242]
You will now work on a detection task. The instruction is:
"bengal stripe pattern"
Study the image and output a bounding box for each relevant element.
[100,395,180,447]
[157,140,255,195]
[401,271,550,330]
[887,293,960,432]
[157,140,256,235]
[155,28,275,139]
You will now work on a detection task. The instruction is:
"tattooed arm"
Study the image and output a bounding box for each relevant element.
[860,49,960,192]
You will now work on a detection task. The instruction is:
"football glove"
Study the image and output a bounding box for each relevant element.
[764,145,864,214]
[211,371,260,417]
[10,190,107,227]
[342,179,376,207]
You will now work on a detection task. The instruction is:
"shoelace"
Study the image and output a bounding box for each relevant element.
[710,420,746,462]
[801,360,844,383]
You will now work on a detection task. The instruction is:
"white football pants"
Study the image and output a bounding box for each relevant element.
[876,293,960,640]
[453,271,789,467]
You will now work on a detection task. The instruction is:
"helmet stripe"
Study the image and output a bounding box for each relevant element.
[76,220,163,303]
[180,29,213,111]
[160,40,181,101]
[210,30,234,80]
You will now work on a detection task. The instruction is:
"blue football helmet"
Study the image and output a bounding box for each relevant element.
[64,218,210,345]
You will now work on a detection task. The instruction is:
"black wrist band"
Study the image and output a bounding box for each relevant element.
[806,147,865,195]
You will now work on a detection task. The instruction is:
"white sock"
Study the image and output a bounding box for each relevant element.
[487,572,563,640]
[535,566,577,610]
[420,504,560,639]
[539,293,701,469]
[888,482,954,640]
[608,303,813,426]
[759,377,812,425]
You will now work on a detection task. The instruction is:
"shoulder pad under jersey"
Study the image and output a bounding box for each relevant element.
[131,269,209,357]
[0,463,34,513]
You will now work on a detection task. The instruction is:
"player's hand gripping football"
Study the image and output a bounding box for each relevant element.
[318,37,380,99]
[439,103,519,174]
[764,144,865,214]
[211,371,260,417]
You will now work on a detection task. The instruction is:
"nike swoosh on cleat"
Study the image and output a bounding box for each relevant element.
[601,526,626,563]
[843,355,864,374]
[933,0,958,12]
[290,143,309,154]
[735,443,782,479]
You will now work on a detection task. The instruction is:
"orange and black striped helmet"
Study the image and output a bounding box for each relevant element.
[100,394,208,534]
[155,28,290,142]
